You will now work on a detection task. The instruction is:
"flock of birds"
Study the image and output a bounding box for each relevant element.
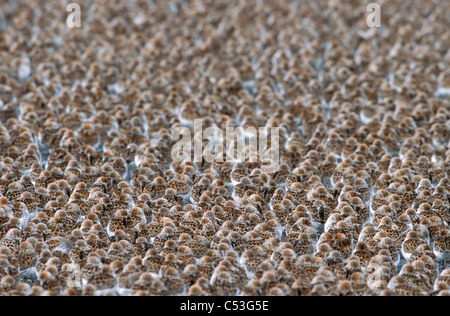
[0,0,449,296]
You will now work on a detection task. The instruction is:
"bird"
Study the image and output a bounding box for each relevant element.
[433,229,450,270]
[435,269,450,290]
[336,280,354,296]
[377,217,402,241]
[290,233,315,257]
[161,267,185,295]
[353,242,375,267]
[143,249,164,274]
[241,249,266,273]
[87,265,117,291]
[388,276,423,296]
[398,263,433,294]
[402,231,425,261]
[81,255,102,283]
[211,270,238,296]
[17,241,38,271]
[353,178,371,203]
